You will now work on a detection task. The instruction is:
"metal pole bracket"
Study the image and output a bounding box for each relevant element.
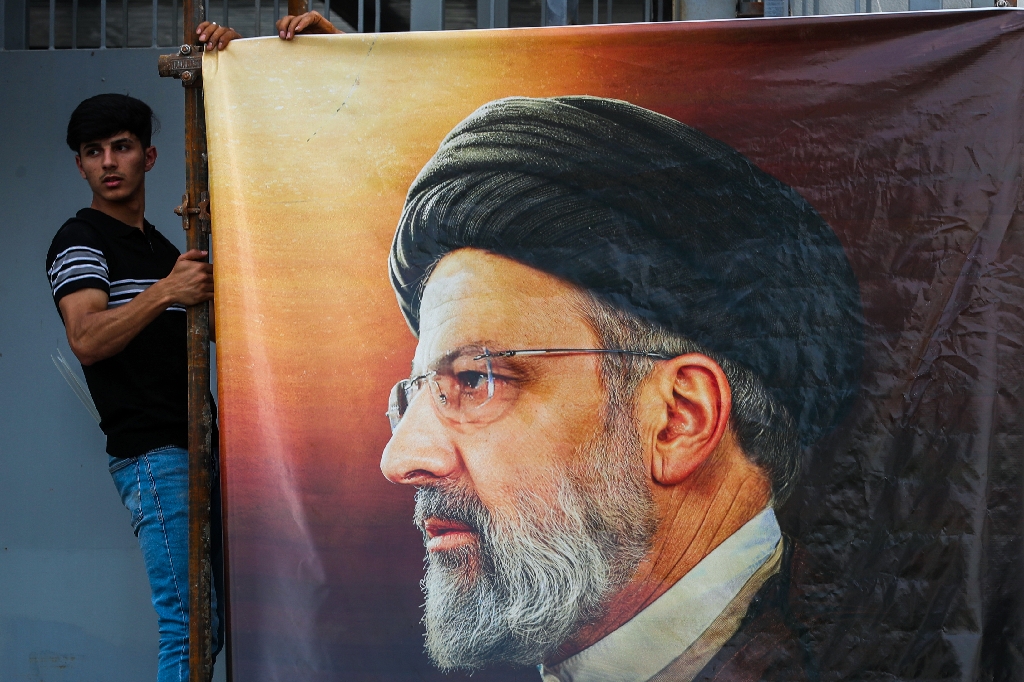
[175,191,212,233]
[158,44,205,87]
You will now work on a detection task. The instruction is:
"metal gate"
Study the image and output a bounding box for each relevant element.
[6,0,1006,50]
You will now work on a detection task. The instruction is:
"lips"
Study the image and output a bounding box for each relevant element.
[422,517,477,552]
[102,176,124,188]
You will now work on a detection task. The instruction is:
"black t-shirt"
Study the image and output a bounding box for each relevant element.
[46,208,188,458]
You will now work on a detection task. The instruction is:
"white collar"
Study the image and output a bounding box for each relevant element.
[539,508,782,682]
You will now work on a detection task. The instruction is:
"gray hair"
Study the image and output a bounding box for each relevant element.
[574,292,800,505]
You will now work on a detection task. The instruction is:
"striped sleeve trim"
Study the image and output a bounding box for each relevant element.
[108,279,186,313]
[109,278,158,302]
[48,246,109,297]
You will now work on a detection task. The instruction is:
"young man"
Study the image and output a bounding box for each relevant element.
[46,93,223,682]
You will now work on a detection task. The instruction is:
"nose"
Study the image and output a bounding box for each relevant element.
[101,146,117,169]
[381,389,461,486]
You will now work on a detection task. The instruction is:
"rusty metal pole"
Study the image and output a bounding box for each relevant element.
[184,98,215,682]
[182,43,215,682]
[183,79,215,682]
[288,0,309,14]
[158,1,214,679]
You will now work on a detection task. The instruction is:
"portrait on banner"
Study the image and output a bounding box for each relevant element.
[203,14,1024,681]
[380,95,862,680]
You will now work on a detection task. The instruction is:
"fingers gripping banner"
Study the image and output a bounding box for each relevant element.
[203,11,1024,681]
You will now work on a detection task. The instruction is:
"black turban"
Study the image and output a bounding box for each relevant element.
[389,96,863,446]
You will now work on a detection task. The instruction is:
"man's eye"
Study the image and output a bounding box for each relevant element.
[455,371,489,391]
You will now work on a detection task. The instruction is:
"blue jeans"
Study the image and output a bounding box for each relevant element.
[109,446,223,682]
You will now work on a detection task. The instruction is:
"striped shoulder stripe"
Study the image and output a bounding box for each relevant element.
[49,246,110,296]
[52,271,111,296]
[48,246,108,278]
[49,244,106,270]
[50,262,110,286]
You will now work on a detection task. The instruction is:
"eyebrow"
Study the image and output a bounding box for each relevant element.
[81,137,134,150]
[411,343,493,378]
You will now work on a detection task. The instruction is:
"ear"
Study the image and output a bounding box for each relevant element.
[144,146,158,172]
[74,154,86,180]
[642,353,732,486]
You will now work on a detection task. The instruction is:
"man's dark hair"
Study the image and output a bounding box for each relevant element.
[66,93,159,152]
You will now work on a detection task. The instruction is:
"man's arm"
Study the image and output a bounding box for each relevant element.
[60,249,213,366]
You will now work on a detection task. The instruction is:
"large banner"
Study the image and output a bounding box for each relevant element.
[204,10,1024,681]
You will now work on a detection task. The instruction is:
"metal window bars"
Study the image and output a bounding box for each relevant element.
[9,0,357,49]
[3,0,693,50]
[1,0,1005,50]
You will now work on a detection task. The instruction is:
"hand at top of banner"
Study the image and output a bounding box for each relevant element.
[276,11,343,40]
[196,21,243,51]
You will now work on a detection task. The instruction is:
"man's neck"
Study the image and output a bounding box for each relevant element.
[550,445,772,665]
[90,192,146,230]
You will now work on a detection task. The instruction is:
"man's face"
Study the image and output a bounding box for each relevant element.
[75,131,155,204]
[381,248,656,670]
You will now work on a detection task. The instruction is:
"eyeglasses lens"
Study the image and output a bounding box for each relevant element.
[387,380,408,432]
[387,349,511,432]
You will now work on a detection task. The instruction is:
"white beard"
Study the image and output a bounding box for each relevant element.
[414,414,656,671]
